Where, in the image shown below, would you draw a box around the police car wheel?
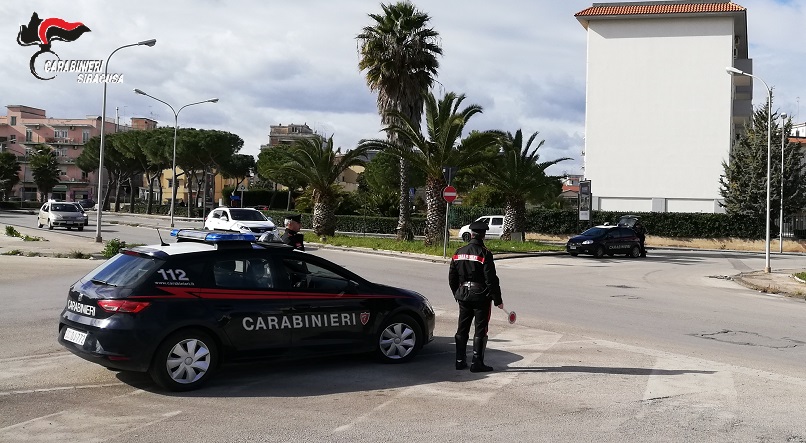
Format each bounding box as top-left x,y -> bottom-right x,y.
78,225 -> 83,231
149,329 -> 218,391
593,246 -> 604,258
375,315 -> 422,363
461,232 -> 471,242
628,245 -> 641,258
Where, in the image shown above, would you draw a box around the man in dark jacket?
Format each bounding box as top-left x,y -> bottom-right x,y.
632,219 -> 647,257
280,214 -> 305,251
449,221 -> 504,372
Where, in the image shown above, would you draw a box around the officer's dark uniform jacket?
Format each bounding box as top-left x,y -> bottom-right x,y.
281,229 -> 305,251
449,238 -> 502,305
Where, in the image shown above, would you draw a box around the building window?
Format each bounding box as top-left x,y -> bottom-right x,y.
55,129 -> 68,139
81,171 -> 88,180
10,116 -> 16,125
82,130 -> 90,143
25,129 -> 32,142
9,135 -> 15,144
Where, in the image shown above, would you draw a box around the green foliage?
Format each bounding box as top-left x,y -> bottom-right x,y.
29,145 -> 61,201
103,238 -> 127,258
68,250 -> 90,259
318,234 -> 562,256
0,152 -> 21,198
5,226 -> 20,237
720,97 -> 806,219
256,144 -> 308,192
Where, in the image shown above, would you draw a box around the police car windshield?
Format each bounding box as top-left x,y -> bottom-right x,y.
83,254 -> 163,288
229,209 -> 267,221
51,204 -> 79,212
581,227 -> 610,237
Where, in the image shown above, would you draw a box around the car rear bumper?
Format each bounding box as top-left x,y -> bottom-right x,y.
58,317 -> 157,372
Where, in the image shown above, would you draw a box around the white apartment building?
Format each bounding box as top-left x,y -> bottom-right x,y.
575,1 -> 751,213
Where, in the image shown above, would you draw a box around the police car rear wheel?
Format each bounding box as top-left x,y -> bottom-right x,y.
149,329 -> 218,391
628,245 -> 641,258
375,315 -> 422,363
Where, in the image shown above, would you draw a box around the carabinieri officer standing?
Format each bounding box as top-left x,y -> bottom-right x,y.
448,221 -> 503,372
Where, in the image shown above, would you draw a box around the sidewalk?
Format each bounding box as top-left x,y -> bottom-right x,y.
1,210 -> 805,298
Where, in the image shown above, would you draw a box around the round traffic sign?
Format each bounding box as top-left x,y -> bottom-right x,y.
442,185 -> 457,203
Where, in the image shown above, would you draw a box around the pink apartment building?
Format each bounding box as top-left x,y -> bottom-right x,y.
0,105 -> 154,202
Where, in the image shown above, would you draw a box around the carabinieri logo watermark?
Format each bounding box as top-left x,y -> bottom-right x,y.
17,12 -> 124,83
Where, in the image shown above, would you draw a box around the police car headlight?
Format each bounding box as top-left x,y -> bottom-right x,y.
582,240 -> 593,244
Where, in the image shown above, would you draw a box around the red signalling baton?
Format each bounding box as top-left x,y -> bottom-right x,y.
501,305 -> 516,324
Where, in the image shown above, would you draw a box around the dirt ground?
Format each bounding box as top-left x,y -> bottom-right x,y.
525,233 -> 806,253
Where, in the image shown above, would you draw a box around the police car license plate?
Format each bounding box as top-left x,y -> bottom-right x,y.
64,328 -> 87,346
569,245 -> 577,250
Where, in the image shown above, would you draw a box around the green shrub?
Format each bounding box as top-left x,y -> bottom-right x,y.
5,226 -> 20,237
103,238 -> 127,258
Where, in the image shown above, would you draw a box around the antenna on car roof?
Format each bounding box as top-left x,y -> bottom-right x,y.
156,228 -> 168,246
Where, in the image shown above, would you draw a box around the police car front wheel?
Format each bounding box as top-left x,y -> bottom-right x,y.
149,328 -> 218,391
375,315 -> 422,363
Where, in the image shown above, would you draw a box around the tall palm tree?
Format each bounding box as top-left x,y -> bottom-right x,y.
268,136 -> 369,237
484,130 -> 571,240
357,1 -> 442,241
361,91 -> 498,246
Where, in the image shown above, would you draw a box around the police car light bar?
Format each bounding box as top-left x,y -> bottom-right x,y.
170,229 -> 256,243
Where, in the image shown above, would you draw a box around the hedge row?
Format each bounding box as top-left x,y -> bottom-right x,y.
262,208 -> 767,240
262,211 -> 428,235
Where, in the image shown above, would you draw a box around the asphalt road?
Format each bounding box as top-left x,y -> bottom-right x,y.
1,213 -> 806,441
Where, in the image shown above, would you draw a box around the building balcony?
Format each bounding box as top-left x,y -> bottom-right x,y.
45,137 -> 83,145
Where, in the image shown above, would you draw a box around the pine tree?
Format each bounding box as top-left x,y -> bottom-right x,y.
719,97 -> 806,224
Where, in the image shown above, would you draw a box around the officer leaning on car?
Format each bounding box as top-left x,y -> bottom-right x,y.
281,214 -> 305,251
448,221 -> 504,372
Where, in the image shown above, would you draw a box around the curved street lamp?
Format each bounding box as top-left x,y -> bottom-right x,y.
725,66 -> 772,273
95,39 -> 156,243
133,89 -> 219,227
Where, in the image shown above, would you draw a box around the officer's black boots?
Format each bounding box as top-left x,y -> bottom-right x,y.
455,334 -> 468,370
470,337 -> 493,372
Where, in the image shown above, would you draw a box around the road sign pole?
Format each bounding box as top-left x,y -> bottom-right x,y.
443,201 -> 450,259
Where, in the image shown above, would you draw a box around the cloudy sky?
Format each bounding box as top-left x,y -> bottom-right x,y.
1,1 -> 804,176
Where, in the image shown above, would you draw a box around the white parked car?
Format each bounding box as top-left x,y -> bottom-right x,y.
458,215 -> 505,241
38,201 -> 86,231
204,207 -> 277,239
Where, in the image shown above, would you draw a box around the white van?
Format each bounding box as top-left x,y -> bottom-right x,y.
458,215 -> 504,241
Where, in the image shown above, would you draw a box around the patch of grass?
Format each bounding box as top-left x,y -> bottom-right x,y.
25,251 -> 41,257
2,249 -> 23,256
315,234 -> 563,256
795,272 -> 806,282
22,235 -> 44,241
53,253 -> 65,258
5,226 -> 21,237
68,250 -> 91,259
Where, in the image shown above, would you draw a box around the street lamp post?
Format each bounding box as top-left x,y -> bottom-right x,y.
133,89 -> 218,227
779,112 -> 787,253
725,66 -> 773,273
95,39 -> 156,243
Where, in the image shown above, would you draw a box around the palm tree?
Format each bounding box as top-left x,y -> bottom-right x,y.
483,130 -> 571,240
357,1 -> 442,241
268,136 -> 369,237
361,91 -> 498,246
29,145 -> 61,202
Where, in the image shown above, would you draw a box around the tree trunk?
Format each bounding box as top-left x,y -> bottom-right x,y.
424,176 -> 446,246
396,157 -> 412,241
312,192 -> 336,237
128,177 -> 135,213
113,173 -> 122,212
502,198 -> 526,242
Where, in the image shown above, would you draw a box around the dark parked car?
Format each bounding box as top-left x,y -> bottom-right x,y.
58,229 -> 435,391
566,225 -> 642,258
78,198 -> 96,210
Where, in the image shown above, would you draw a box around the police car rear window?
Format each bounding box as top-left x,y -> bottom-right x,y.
83,254 -> 164,288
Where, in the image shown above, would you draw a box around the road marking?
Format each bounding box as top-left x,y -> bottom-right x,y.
333,326 -> 562,434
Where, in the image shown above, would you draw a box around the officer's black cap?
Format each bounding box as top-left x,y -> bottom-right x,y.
286,214 -> 302,223
469,221 -> 489,233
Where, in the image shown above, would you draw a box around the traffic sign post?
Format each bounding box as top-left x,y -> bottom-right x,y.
442,185 -> 458,258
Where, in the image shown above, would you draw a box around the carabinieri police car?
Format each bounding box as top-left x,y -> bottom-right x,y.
58,229 -> 435,391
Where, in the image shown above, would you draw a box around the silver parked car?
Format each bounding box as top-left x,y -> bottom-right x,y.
38,201 -> 86,231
